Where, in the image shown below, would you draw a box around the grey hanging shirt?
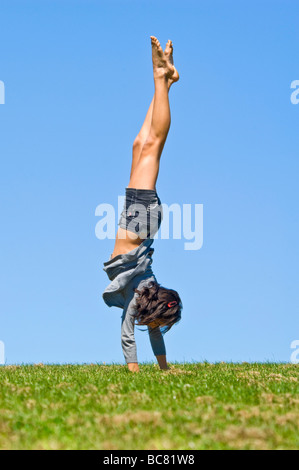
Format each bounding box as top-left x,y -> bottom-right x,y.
102,239 -> 166,363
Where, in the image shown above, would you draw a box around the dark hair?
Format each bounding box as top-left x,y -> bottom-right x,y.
133,282 -> 182,333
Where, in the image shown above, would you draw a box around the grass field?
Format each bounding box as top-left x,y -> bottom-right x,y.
0,363 -> 298,450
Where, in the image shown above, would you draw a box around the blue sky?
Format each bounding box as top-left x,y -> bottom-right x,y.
0,0 -> 298,365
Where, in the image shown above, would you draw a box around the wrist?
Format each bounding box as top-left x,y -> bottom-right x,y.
156,354 -> 168,370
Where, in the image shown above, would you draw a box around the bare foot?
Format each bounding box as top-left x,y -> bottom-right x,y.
164,39 -> 179,87
150,36 -> 174,80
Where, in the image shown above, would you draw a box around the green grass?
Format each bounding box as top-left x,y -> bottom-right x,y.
0,363 -> 298,450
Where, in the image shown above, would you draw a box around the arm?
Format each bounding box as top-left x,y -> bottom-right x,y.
148,326 -> 169,370
156,355 -> 169,370
121,304 -> 139,372
121,298 -> 168,372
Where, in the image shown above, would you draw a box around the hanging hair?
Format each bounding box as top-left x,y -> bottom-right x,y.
133,281 -> 182,333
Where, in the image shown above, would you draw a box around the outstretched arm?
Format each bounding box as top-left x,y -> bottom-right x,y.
121,307 -> 169,371
148,325 -> 169,370
121,305 -> 139,372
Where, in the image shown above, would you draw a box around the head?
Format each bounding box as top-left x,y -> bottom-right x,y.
133,281 -> 182,333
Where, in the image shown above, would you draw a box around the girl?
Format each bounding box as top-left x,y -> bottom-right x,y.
103,36 -> 182,372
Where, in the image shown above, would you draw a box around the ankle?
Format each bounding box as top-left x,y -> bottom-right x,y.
154,72 -> 168,83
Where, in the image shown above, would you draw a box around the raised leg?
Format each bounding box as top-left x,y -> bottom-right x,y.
130,44 -> 179,178
111,38 -> 179,257
130,97 -> 154,180
129,38 -> 179,189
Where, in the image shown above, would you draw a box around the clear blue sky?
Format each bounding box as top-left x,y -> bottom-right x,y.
1,0 -> 298,365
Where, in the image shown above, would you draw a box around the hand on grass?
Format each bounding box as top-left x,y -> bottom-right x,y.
156,355 -> 169,370
127,363 -> 140,373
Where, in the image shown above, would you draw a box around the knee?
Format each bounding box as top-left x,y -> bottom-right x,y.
145,131 -> 165,149
132,136 -> 143,154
